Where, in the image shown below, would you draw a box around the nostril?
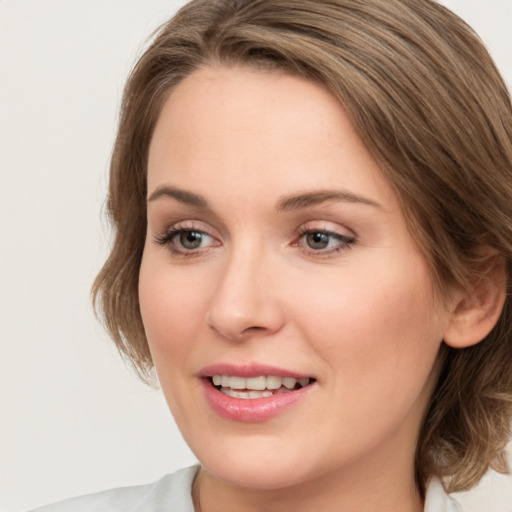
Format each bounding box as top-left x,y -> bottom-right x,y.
241,326 -> 265,334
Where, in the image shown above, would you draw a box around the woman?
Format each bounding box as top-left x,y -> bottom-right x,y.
32,0 -> 512,510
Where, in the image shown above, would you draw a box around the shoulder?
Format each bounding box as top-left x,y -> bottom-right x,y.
424,478 -> 465,512
27,465 -> 199,512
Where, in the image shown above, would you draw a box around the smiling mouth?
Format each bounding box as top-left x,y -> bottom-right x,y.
209,375 -> 315,399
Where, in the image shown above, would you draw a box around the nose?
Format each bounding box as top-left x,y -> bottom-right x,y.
206,247 -> 285,342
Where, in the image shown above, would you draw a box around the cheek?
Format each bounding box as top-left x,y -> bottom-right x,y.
138,252 -> 216,430
138,252 -> 209,363
289,254 -> 446,405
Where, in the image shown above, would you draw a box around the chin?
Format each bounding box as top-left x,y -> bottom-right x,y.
187,430 -> 334,491
202,455 -> 318,490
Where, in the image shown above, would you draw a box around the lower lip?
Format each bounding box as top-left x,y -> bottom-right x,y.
201,379 -> 313,422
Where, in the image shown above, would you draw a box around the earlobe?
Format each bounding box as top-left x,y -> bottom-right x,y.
444,255 -> 507,349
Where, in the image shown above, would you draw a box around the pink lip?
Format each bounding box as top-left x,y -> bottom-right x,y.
199,363 -> 315,423
199,363 -> 311,379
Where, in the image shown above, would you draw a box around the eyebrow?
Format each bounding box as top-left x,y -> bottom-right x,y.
147,185 -> 381,211
148,185 -> 209,208
276,190 -> 381,211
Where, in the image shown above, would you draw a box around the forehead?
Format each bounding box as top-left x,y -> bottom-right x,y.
147,65 -> 396,209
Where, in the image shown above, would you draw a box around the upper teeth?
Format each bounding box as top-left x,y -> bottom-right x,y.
212,375 -> 310,390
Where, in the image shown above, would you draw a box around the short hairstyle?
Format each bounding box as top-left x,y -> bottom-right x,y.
93,0 -> 512,494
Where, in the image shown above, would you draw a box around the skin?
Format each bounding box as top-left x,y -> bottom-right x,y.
139,65 -> 458,512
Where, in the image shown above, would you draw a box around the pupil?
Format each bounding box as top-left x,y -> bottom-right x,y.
307,232 -> 329,249
180,231 -> 202,249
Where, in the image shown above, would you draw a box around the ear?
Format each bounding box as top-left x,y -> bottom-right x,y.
444,252 -> 507,349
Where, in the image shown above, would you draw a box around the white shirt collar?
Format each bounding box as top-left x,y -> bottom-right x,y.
424,478 -> 465,512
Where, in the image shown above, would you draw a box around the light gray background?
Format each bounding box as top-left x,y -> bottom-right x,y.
1,1 -> 511,511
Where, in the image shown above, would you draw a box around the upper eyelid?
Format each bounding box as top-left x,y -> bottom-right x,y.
154,219 -> 356,243
146,201 -> 225,234
299,228 -> 354,239
296,219 -> 356,237
158,220 -> 219,236
165,225 -> 218,242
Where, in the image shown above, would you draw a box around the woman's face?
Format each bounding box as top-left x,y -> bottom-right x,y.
140,66 -> 454,490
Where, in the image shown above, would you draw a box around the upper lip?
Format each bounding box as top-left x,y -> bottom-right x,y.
199,363 -> 313,379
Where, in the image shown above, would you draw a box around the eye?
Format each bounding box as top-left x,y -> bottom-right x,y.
153,225 -> 219,256
178,230 -> 207,249
305,231 -> 333,250
296,227 -> 355,256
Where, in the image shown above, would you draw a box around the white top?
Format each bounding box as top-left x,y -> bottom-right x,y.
29,465 -> 464,512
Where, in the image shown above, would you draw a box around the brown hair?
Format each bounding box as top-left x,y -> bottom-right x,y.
93,0 -> 512,493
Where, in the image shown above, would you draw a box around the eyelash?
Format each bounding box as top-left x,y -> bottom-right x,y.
153,225 -> 356,258
295,227 -> 355,257
153,225 -> 216,258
